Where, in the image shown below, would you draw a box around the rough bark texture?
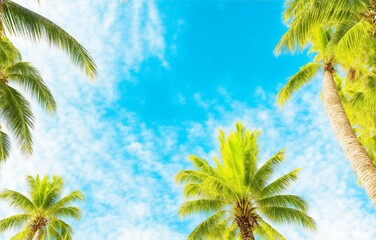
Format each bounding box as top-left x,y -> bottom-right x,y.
31,229 -> 40,240
322,68 -> 376,207
28,228 -> 38,240
235,216 -> 255,240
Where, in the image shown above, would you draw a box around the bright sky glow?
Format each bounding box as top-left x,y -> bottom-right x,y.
0,1 -> 375,239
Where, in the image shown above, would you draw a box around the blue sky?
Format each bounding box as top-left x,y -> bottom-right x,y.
1,0 -> 376,239
118,0 -> 309,125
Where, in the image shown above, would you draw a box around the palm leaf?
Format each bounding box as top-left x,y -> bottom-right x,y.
256,195 -> 308,211
0,84 -> 34,154
277,63 -> 320,107
2,1 -> 97,79
179,199 -> 226,217
261,169 -> 300,197
49,207 -> 82,220
0,129 -> 11,162
252,150 -> 285,189
187,210 -> 227,240
6,61 -> 56,112
260,206 -> 316,230
253,218 -> 286,240
0,189 -> 34,212
9,227 -> 32,240
0,214 -> 30,232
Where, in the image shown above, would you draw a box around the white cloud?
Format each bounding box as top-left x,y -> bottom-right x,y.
0,1 -> 375,240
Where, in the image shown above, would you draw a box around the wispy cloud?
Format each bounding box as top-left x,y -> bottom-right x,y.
0,1 -> 375,240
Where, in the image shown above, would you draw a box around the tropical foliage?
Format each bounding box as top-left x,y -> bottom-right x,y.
276,0 -> 376,207
276,27 -> 333,107
338,76 -> 376,164
176,123 -> 315,240
0,175 -> 84,240
0,36 -> 55,161
0,0 -> 97,79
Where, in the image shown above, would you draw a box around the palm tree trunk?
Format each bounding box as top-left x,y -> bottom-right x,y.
322,66 -> 376,206
235,217 -> 255,240
27,228 -> 38,240
31,229 -> 40,240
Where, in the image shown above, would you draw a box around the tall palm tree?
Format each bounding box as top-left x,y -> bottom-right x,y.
0,35 -> 55,161
276,0 -> 376,207
0,0 -> 97,79
176,123 -> 315,240
0,175 -> 84,240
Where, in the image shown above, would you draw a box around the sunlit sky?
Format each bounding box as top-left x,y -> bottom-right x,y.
0,1 -> 375,239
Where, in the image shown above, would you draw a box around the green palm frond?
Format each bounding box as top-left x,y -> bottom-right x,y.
0,189 -> 34,212
0,129 -> 11,162
259,206 -> 316,230
252,150 -> 285,189
223,222 -> 240,240
46,224 -> 64,240
261,169 -> 300,197
6,61 -> 56,112
9,227 -> 31,240
275,15 -> 314,54
40,179 -> 63,210
175,170 -> 207,184
1,1 -> 97,79
283,0 -> 312,23
0,214 -> 30,232
49,207 -> 82,220
254,218 -> 286,240
48,218 -> 73,235
179,199 -> 226,217
199,174 -> 237,198
182,183 -> 207,199
27,175 -> 44,207
0,84 -> 34,154
0,36 -> 21,64
309,27 -> 332,59
243,129 -> 260,186
187,210 -> 227,240
278,0 -> 365,54
176,170 -> 236,198
277,63 -> 320,107
188,155 -> 218,177
47,190 -> 84,212
332,21 -> 373,67
256,195 -> 308,211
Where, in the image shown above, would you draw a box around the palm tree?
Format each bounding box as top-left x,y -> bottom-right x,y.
0,35 -> 55,161
0,0 -> 97,79
276,0 -> 376,207
0,175 -> 84,240
176,123 -> 315,240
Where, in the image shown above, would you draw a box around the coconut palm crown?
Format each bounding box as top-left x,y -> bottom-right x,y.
0,175 -> 84,240
176,123 -> 315,240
